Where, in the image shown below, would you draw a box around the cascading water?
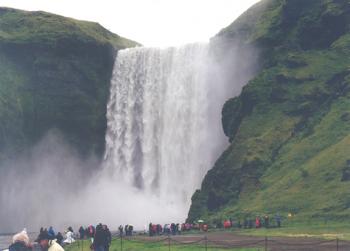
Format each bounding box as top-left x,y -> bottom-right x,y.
103,42 -> 251,223
0,41 -> 257,232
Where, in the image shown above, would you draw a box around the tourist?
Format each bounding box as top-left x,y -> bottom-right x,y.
264,215 -> 269,228
176,223 -> 181,235
79,226 -> 85,239
223,220 -> 231,229
48,227 -> 55,240
93,224 -> 106,251
128,225 -> 133,236
156,224 -> 161,236
124,225 -> 128,236
152,224 -> 156,236
55,233 -> 63,246
9,229 -> 32,251
37,231 -> 64,251
171,223 -> 176,235
87,225 -> 95,243
163,224 -> 170,235
63,227 -> 75,245
102,225 -> 111,251
275,214 -> 282,227
118,225 -> 123,236
148,223 -> 153,236
255,217 -> 261,228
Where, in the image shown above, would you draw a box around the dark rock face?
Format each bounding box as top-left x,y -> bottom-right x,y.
188,0 -> 350,223
0,8 -> 138,163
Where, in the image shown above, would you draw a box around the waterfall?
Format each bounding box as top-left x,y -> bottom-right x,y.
103,43 -> 240,222
0,42 -> 257,232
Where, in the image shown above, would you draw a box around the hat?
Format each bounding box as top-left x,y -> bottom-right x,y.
36,232 -> 51,242
12,230 -> 30,245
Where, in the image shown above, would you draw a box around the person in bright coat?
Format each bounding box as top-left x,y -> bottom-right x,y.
63,227 -> 75,244
37,231 -> 64,251
255,217 -> 261,228
48,227 -> 56,240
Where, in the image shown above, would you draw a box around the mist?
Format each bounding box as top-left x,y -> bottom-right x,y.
0,131 -> 184,233
0,39 -> 259,234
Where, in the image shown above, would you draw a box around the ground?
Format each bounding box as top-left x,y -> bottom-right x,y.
65,226 -> 350,251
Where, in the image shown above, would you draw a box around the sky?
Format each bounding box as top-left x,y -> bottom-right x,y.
0,0 -> 260,47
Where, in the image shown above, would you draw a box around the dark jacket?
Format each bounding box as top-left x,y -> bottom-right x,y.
9,242 -> 31,251
93,225 -> 107,247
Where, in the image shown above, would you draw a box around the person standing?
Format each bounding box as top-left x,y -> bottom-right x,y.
148,223 -> 153,236
88,225 -> 95,243
9,230 -> 32,251
255,217 -> 260,228
48,227 -> 55,240
79,226 -> 85,239
102,225 -> 111,251
171,223 -> 176,235
264,215 -> 269,228
55,232 -> 64,246
93,224 -> 105,251
63,227 -> 75,245
176,224 -> 181,235
275,214 -> 282,227
37,232 -> 64,251
118,225 -> 124,236
128,225 -> 133,236
124,225 -> 128,236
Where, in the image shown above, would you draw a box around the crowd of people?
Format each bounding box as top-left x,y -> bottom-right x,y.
146,215 -> 283,236
38,226 -> 75,246
6,223 -> 112,251
216,214 -> 283,230
117,225 -> 133,237
5,215 -> 282,251
7,228 -> 67,251
148,223 -> 198,236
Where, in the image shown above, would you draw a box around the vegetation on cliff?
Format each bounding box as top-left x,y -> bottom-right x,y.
0,7 -> 138,162
188,0 -> 350,224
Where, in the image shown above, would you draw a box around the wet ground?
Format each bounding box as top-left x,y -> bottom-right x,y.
135,231 -> 350,251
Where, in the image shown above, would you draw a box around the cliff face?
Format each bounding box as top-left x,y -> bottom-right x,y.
0,8 -> 138,161
188,0 -> 350,223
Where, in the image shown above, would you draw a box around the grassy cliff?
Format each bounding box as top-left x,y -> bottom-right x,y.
188,0 -> 350,224
0,8 -> 138,161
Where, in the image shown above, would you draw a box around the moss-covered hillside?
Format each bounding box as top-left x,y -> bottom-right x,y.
188,0 -> 350,223
0,8 -> 138,162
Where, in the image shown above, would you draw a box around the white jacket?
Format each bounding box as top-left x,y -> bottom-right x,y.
63,231 -> 75,244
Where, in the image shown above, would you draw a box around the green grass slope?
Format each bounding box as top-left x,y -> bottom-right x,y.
0,7 -> 138,161
188,0 -> 350,224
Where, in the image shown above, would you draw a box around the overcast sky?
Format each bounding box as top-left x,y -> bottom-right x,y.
1,0 -> 260,47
